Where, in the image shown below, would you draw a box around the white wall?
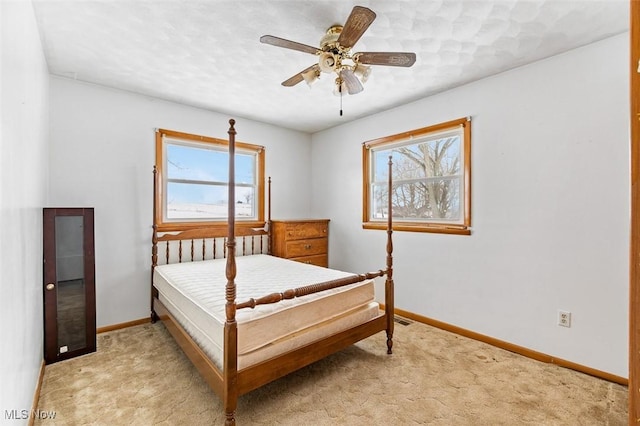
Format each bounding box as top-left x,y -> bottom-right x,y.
311,34 -> 630,378
0,0 -> 50,420
48,77 -> 312,327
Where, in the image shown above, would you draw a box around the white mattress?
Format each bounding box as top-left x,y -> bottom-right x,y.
153,254 -> 381,370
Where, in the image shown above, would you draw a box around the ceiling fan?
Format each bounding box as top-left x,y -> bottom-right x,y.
260,5 -> 416,103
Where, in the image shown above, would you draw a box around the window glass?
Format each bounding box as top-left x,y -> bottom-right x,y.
155,129 -> 265,231
363,118 -> 470,235
165,141 -> 256,220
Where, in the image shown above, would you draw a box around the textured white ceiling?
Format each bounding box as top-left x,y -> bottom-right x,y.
32,0 -> 629,133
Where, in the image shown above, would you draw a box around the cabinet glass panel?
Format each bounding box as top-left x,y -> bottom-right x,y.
55,215 -> 87,353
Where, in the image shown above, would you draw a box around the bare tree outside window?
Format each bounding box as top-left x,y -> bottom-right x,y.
395,134 -> 460,219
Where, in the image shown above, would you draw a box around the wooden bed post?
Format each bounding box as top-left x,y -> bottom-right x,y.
151,166 -> 159,323
223,119 -> 238,426
385,155 -> 394,354
267,176 -> 272,254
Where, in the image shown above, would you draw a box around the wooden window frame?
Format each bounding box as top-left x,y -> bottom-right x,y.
362,117 -> 471,235
154,128 -> 265,233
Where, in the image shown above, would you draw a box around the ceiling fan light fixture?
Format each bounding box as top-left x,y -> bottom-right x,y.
301,68 -> 319,87
319,52 -> 337,73
354,64 -> 372,83
333,78 -> 347,97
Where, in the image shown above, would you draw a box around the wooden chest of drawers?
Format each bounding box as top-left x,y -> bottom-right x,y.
270,219 -> 329,267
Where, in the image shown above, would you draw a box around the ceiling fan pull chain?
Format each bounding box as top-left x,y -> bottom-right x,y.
340,84 -> 343,116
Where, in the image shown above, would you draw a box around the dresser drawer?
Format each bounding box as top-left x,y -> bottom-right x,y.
289,254 -> 328,267
284,221 -> 328,240
285,238 -> 327,258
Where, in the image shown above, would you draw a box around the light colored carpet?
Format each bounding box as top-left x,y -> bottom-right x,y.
36,320 -> 627,425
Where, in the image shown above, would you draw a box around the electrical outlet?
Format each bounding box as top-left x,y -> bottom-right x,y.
558,310 -> 571,328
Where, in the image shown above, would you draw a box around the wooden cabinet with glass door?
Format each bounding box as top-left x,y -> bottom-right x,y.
43,208 -> 96,364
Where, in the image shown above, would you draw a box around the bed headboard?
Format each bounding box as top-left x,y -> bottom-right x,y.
152,226 -> 269,266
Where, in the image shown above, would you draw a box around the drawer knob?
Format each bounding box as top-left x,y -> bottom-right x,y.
304,244 -> 311,249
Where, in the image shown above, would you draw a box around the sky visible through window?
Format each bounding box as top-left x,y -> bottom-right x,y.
166,142 -> 256,219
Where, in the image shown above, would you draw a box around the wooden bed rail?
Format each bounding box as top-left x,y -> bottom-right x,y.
236,270 -> 387,310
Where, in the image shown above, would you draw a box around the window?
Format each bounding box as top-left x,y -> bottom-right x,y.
362,117 -> 471,235
155,129 -> 265,232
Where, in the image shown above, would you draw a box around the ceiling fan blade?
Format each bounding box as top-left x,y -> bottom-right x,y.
337,6 -> 376,49
357,52 -> 416,67
340,68 -> 363,95
282,74 -> 303,87
260,35 -> 319,55
282,64 -> 319,87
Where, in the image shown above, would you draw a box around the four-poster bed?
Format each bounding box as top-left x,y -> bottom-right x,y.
150,119 -> 395,425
